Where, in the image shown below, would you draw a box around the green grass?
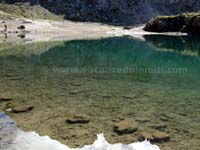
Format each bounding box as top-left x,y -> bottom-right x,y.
156,12 -> 200,20
0,3 -> 64,20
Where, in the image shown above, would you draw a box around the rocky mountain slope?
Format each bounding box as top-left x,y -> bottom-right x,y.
0,2 -> 62,20
0,0 -> 200,25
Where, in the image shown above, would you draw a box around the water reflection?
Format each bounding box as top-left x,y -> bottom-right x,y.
39,37 -> 200,71
144,35 -> 200,56
0,37 -> 200,78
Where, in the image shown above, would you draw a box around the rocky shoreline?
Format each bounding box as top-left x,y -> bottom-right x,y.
0,17 -> 189,45
144,12 -> 200,34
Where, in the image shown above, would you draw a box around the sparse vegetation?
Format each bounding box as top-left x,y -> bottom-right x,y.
144,12 -> 200,34
0,3 -> 64,20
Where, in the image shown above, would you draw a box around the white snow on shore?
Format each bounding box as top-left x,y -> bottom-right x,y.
0,113 -> 160,150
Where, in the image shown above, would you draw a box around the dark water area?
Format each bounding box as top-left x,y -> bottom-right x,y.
0,36 -> 199,150
144,35 -> 200,56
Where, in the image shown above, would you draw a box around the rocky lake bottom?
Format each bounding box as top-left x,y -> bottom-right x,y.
0,36 -> 200,150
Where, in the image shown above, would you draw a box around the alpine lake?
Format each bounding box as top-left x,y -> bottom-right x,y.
0,35 -> 200,150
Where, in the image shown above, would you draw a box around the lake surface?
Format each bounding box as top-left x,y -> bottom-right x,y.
0,36 -> 200,150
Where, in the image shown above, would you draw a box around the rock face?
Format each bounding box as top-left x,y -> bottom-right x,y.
1,0 -> 200,25
144,12 -> 200,34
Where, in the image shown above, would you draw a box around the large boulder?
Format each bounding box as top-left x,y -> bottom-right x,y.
144,12 -> 200,34
144,18 -> 169,32
192,15 -> 200,33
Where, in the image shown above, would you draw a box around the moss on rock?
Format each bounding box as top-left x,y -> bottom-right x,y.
144,12 -> 200,34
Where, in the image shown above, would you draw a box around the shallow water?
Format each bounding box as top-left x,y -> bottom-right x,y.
0,113 -> 159,150
0,36 -> 200,150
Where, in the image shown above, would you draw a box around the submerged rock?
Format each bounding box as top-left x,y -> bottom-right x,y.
122,94 -> 136,99
149,124 -> 167,130
9,77 -> 24,80
5,103 -> 34,113
11,106 -> 34,113
0,98 -> 12,102
5,74 -> 15,77
151,131 -> 170,143
135,117 -> 150,123
138,132 -> 154,141
144,12 -> 200,34
66,115 -> 90,124
114,119 -> 138,135
158,113 -> 174,122
69,90 -> 82,95
70,83 -> 81,87
138,131 -> 170,143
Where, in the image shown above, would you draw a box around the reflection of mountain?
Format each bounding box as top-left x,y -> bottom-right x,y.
0,41 -> 65,57
0,37 -> 200,74
36,37 -> 200,77
144,35 -> 200,57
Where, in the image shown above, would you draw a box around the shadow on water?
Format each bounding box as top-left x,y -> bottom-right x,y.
144,35 -> 200,56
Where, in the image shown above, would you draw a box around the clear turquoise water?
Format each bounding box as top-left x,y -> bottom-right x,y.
0,36 -> 199,149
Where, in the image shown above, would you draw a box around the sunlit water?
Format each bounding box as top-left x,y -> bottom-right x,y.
0,36 -> 200,150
